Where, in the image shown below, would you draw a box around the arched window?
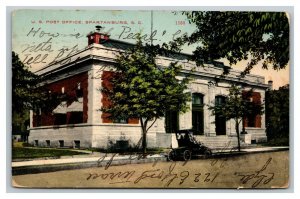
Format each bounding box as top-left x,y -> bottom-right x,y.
192,93 -> 204,105
215,95 -> 226,135
165,111 -> 179,133
192,93 -> 204,135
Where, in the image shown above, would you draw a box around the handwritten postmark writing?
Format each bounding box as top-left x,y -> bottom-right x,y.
12,151 -> 288,188
234,158 -> 275,188
87,161 -> 221,187
19,26 -> 188,67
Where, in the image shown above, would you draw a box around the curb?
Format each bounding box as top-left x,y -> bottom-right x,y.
12,147 -> 289,176
211,147 -> 289,159
12,156 -> 167,176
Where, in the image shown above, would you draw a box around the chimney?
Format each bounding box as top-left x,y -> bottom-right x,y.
268,80 -> 273,90
87,26 -> 110,45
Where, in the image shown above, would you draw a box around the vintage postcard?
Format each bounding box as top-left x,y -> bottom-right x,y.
11,9 -> 290,189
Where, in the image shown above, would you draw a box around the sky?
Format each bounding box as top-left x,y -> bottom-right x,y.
12,10 -> 289,89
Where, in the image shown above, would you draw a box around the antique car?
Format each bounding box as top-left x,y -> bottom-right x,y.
168,129 -> 212,161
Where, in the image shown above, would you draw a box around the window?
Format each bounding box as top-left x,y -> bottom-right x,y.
115,119 -> 128,124
116,140 -> 129,150
69,112 -> 83,124
244,111 -> 261,128
192,93 -> 204,105
192,93 -> 204,135
53,101 -> 67,125
247,115 -> 256,127
215,96 -> 226,106
46,140 -> 50,147
34,140 -> 39,146
59,140 -> 64,148
74,140 -> 80,149
215,96 -> 226,135
165,111 -> 179,133
113,118 -> 128,124
67,97 -> 83,124
54,114 -> 67,125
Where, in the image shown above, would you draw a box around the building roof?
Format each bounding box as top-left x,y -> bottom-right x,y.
101,39 -> 191,61
35,36 -> 269,89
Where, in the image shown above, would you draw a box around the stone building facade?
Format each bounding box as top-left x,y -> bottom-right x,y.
28,30 -> 269,149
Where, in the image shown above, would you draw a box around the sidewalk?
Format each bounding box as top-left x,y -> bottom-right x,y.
213,146 -> 289,153
12,146 -> 289,175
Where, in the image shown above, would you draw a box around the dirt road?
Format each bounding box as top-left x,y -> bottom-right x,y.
12,151 -> 289,189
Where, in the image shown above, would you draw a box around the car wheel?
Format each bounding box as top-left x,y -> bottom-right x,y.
204,149 -> 212,158
168,149 -> 176,161
183,150 -> 192,161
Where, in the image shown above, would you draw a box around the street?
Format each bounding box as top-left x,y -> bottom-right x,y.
12,150 -> 289,189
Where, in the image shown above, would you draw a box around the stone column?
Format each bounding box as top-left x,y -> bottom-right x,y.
179,100 -> 192,130
29,110 -> 33,128
260,91 -> 266,129
87,64 -> 103,124
207,84 -> 216,136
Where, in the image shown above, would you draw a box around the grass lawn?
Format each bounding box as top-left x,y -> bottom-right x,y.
262,137 -> 289,147
88,147 -> 165,154
12,147 -> 87,159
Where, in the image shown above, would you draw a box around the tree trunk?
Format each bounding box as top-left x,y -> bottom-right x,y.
140,118 -> 147,157
242,118 -> 246,134
142,128 -> 147,156
235,119 -> 241,152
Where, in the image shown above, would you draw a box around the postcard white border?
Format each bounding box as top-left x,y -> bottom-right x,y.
1,0 -> 299,198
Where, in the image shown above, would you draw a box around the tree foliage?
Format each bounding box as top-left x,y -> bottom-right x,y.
12,52 -> 48,136
13,52 -> 42,111
179,11 -> 289,76
208,85 -> 263,151
265,84 -> 289,145
101,38 -> 190,154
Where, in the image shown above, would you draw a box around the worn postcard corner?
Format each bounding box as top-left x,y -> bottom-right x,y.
12,179 -> 28,188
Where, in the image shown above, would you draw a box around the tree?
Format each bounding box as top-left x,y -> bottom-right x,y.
12,52 -> 48,140
177,11 -> 289,76
208,85 -> 263,151
265,84 -> 289,146
101,38 -> 190,154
